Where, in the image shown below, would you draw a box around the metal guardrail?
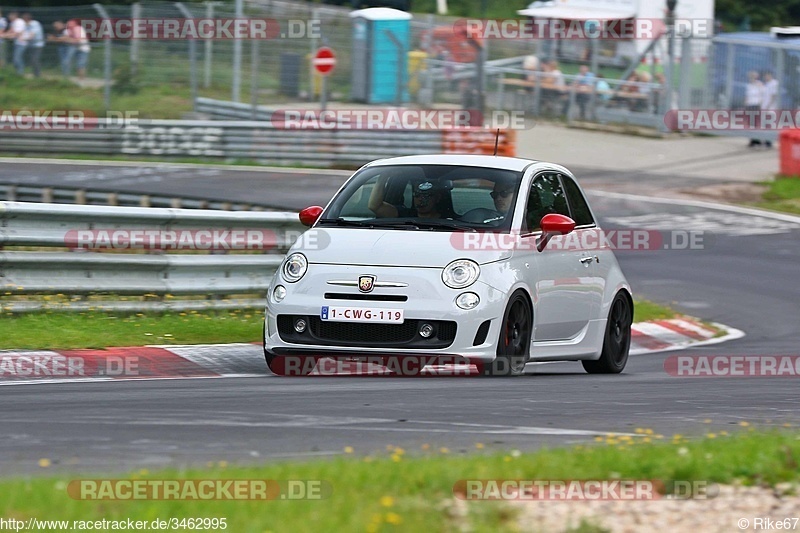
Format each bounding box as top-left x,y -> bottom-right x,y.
0,117 -> 513,167
0,202 -> 305,301
0,183 -> 271,211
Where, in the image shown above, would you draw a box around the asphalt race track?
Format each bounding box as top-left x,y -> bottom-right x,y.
1,161 -> 799,475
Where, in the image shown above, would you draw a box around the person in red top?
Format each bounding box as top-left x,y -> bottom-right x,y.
66,19 -> 90,79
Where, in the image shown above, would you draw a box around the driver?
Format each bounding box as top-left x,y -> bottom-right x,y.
490,180 -> 515,216
369,177 -> 447,219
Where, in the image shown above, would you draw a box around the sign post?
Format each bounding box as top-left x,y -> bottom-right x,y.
312,47 -> 337,111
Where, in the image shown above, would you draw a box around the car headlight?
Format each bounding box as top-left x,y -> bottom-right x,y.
282,253 -> 308,283
442,259 -> 480,289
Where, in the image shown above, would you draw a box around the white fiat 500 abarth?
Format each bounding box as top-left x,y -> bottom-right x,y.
264,154 -> 632,376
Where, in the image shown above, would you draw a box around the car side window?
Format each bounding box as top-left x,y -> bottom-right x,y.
523,173 -> 570,232
561,175 -> 595,227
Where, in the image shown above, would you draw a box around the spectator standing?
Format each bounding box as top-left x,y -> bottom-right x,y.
23,13 -> 44,78
6,12 -> 28,75
571,64 -> 595,120
48,21 -> 73,76
745,70 -> 764,148
522,54 -> 539,82
67,19 -> 90,80
541,60 -> 565,116
761,70 -> 779,149
595,74 -> 611,103
635,71 -> 652,112
0,10 -> 8,68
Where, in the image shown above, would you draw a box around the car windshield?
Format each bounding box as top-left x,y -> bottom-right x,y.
319,164 -> 523,232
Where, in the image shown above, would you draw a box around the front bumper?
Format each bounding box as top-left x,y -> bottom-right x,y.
265,263 -> 508,362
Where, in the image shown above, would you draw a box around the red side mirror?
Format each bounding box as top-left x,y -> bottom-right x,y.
299,206 -> 323,227
537,213 -> 576,252
540,213 -> 576,235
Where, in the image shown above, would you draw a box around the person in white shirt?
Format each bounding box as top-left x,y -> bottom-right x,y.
5,12 -> 28,75
745,70 -> 764,148
761,71 -> 779,148
22,13 -> 44,78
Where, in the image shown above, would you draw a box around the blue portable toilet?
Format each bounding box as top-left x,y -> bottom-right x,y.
350,7 -> 412,104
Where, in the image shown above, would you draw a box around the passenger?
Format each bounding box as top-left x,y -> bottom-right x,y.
369,177 -> 448,219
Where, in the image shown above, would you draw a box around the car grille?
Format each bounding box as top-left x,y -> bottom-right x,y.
324,293 -> 408,302
277,315 -> 457,349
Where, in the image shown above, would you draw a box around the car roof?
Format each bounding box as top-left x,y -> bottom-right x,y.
365,154 -> 540,172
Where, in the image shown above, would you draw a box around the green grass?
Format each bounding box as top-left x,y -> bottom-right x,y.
633,299 -> 678,322
0,72 -> 229,120
0,298 -> 680,351
0,309 -> 263,350
0,298 -> 677,351
1,430 -> 798,532
753,176 -> 800,215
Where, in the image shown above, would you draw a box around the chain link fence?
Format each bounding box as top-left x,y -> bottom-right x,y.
3,0 -> 793,137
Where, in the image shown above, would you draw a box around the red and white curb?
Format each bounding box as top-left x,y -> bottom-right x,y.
629,317 -> 743,355
0,319 -> 743,385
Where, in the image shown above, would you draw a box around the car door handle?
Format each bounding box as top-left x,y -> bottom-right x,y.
579,256 -> 594,264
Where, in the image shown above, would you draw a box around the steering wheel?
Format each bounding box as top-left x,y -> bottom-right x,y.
460,207 -> 505,225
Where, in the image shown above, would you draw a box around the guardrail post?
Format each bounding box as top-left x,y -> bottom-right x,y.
250,39 -> 259,113
176,3 -> 198,111
75,189 -> 87,205
171,198 -> 182,208
93,4 -> 113,112
130,3 -> 141,76
566,85 -> 577,125
107,193 -> 118,206
204,2 -> 215,89
232,0 -> 243,102
7,185 -> 16,201
41,188 -> 54,203
140,195 -> 151,208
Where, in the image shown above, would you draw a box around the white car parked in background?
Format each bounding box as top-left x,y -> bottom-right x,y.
264,154 -> 633,376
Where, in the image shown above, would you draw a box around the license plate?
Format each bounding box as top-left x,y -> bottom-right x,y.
320,306 -> 404,324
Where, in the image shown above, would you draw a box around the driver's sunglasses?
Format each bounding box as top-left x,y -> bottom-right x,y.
490,189 -> 514,199
413,192 -> 435,199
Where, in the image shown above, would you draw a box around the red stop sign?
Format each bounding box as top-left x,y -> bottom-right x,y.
313,47 -> 337,76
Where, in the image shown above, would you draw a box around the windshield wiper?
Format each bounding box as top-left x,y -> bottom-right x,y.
389,220 -> 477,232
317,218 -> 375,227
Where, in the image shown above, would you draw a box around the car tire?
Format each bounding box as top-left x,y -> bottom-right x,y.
582,293 -> 632,374
481,291 -> 531,377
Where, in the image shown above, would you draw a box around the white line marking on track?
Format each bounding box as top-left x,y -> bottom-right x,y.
0,157 -> 351,176
589,190 -> 800,224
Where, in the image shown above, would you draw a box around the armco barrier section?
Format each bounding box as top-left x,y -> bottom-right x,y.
0,183 -> 270,211
0,120 -> 516,167
0,201 -> 304,297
